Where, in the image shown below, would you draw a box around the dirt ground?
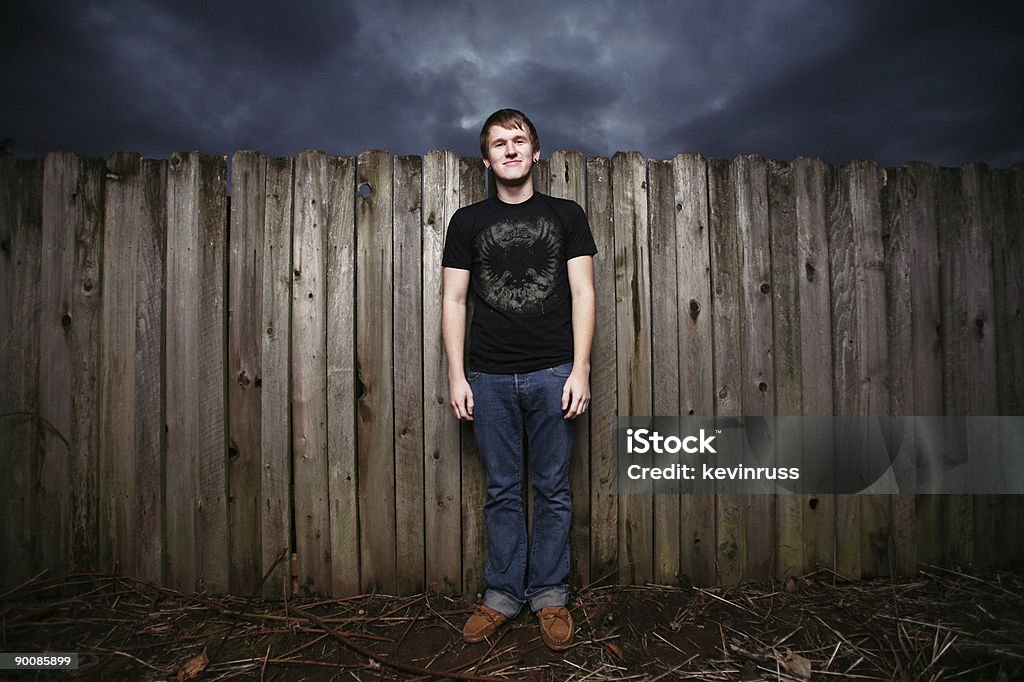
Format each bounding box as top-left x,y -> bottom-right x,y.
2,565 -> 1023,681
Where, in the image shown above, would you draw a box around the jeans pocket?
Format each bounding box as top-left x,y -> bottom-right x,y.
467,370 -> 481,383
547,362 -> 573,379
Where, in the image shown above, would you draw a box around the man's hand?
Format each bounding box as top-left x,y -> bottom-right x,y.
449,376 -> 474,421
561,368 -> 591,420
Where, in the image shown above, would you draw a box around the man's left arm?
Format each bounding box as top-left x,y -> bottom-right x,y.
563,255 -> 595,419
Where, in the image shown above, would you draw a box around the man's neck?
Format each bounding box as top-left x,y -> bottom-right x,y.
495,180 -> 534,204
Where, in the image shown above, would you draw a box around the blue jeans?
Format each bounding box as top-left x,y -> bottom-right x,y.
468,361 -> 575,618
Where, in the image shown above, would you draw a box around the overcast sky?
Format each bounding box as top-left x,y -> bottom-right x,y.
3,0 -> 1022,168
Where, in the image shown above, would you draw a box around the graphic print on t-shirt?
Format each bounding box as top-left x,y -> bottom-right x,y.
473,217 -> 563,314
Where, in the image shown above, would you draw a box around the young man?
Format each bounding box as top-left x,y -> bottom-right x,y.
441,109 -> 597,651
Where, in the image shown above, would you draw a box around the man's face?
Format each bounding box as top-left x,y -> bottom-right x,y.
483,124 -> 538,185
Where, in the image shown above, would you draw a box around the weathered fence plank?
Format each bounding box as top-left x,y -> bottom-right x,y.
934,167 -> 969,566
164,152 -> 198,591
39,153 -> 104,577
228,151 -> 266,594
292,151 -> 333,594
98,153 -> 166,584
262,155 -> 296,598
423,150 -> 461,593
323,155 -> 358,596
0,158 -> 43,587
735,155 -> 776,581
356,149 -> 397,593
673,153 -> 716,587
165,152 -> 228,593
791,157 -> 835,574
709,157 -> 744,585
847,161 -> 891,578
550,149 -> 592,589
586,155 -> 618,584
66,157 -> 104,574
648,159 -> 682,584
394,155 -> 425,593
613,152 -> 653,585
827,162 -> 862,580
768,158 -> 803,578
38,153 -> 76,578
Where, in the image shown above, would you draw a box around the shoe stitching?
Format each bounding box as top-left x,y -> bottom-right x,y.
465,605 -> 505,638
538,608 -> 573,644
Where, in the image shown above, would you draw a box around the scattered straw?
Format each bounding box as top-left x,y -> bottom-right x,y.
1,567 -> 1022,680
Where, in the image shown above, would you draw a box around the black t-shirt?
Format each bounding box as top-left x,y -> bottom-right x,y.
441,192 -> 598,373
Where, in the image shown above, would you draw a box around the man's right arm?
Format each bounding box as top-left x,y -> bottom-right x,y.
442,267 -> 474,421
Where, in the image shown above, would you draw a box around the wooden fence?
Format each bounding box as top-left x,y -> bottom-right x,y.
1,150 -> 1021,598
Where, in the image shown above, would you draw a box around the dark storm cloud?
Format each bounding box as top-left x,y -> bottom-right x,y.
1,0 -> 362,157
158,0 -> 354,67
656,1 -> 1024,166
2,0 -> 1021,166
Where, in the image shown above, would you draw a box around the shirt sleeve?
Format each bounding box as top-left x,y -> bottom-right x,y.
564,201 -> 598,259
441,208 -> 472,270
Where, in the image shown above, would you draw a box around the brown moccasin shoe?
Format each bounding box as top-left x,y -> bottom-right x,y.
537,605 -> 574,650
462,604 -> 508,643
